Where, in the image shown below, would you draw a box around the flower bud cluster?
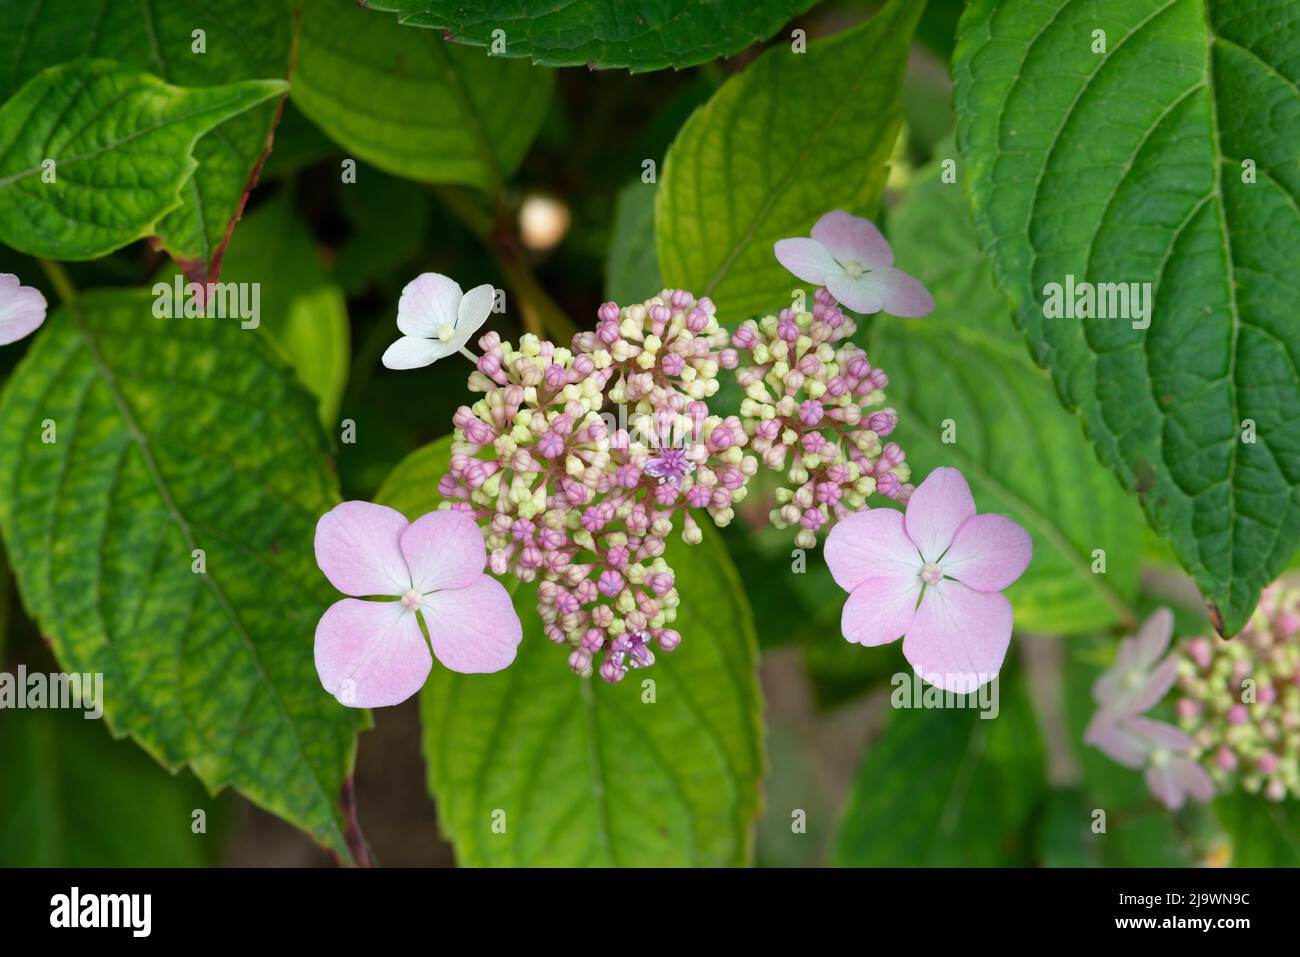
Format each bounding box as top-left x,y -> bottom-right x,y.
730,287 -> 911,548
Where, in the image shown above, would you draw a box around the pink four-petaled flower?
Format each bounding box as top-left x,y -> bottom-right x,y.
314,502 -> 522,708
825,467 -> 1031,692
774,211 -> 935,317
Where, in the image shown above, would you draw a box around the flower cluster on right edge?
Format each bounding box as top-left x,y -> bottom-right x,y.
1086,582 -> 1300,809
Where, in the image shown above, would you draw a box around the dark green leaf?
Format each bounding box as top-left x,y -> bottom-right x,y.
953,0 -> 1300,635
366,0 -> 818,72
0,290 -> 366,859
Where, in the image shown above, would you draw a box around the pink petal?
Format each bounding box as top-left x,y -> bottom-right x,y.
1130,608 -> 1174,671
941,513 -> 1032,592
420,577 -> 522,673
400,509 -> 486,592
841,577 -> 920,647
901,580 -> 1011,693
454,283 -> 496,349
382,334 -> 454,370
904,467 -> 975,563
875,266 -> 935,317
1084,712 -> 1149,768
314,598 -> 431,708
0,274 -> 47,346
773,237 -> 840,286
315,501 -> 411,597
825,272 -> 886,314
1145,764 -> 1185,810
1123,715 -> 1196,753
1171,758 -> 1215,803
811,210 -> 893,268
397,272 -> 462,338
1127,655 -> 1179,713
824,507 -> 920,592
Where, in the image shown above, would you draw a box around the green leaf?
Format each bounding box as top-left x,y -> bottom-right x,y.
1214,794 -> 1300,865
0,709 -> 224,867
604,180 -> 661,304
0,0 -> 295,279
656,0 -> 921,319
365,0 -> 818,72
0,290 -> 366,859
376,438 -> 765,866
0,59 -> 286,261
875,161 -> 1142,634
292,0 -> 554,191
832,668 -> 1045,866
194,191 -> 350,427
953,0 -> 1300,635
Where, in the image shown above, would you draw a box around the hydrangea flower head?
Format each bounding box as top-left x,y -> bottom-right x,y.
1174,582 -> 1300,801
731,286 -> 910,547
824,467 -> 1031,692
438,288 -> 749,682
382,272 -> 496,370
313,502 -> 521,707
774,211 -> 934,317
0,273 -> 47,346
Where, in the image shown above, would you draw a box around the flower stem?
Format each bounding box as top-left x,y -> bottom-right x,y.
432,185 -> 578,342
38,258 -> 79,305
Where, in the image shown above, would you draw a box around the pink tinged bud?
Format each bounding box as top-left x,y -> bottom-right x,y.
544,363 -> 569,390
867,410 -> 896,435
599,659 -> 626,683
800,508 -> 825,530
686,308 -> 708,333
568,649 -> 592,675
660,352 -> 686,377
437,474 -> 460,498
598,301 -> 621,323
581,628 -> 606,653
544,623 -> 566,644
731,325 -> 758,350
880,442 -> 905,468
1187,637 -> 1213,670
1258,752 -> 1280,774
798,399 -> 824,426
597,321 -> 621,344
519,546 -> 542,569
1227,704 -> 1249,725
846,355 -> 871,379
869,368 -> 889,390
877,472 -> 901,498
538,431 -> 565,458
1258,683 -> 1278,705
656,629 -> 682,652
686,484 -> 711,508
825,376 -> 848,398
556,592 -> 580,615
597,569 -> 624,597
649,572 -> 674,597
814,286 -> 836,306
1176,698 -> 1201,721
1278,613 -> 1299,637
649,303 -> 671,327
606,544 -> 629,570
654,483 -> 679,506
719,348 -> 739,370
489,550 -> 510,575
1213,747 -> 1237,771
709,425 -> 735,451
777,318 -> 799,342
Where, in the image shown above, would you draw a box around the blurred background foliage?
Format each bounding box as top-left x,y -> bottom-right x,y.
0,0 -> 1296,867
